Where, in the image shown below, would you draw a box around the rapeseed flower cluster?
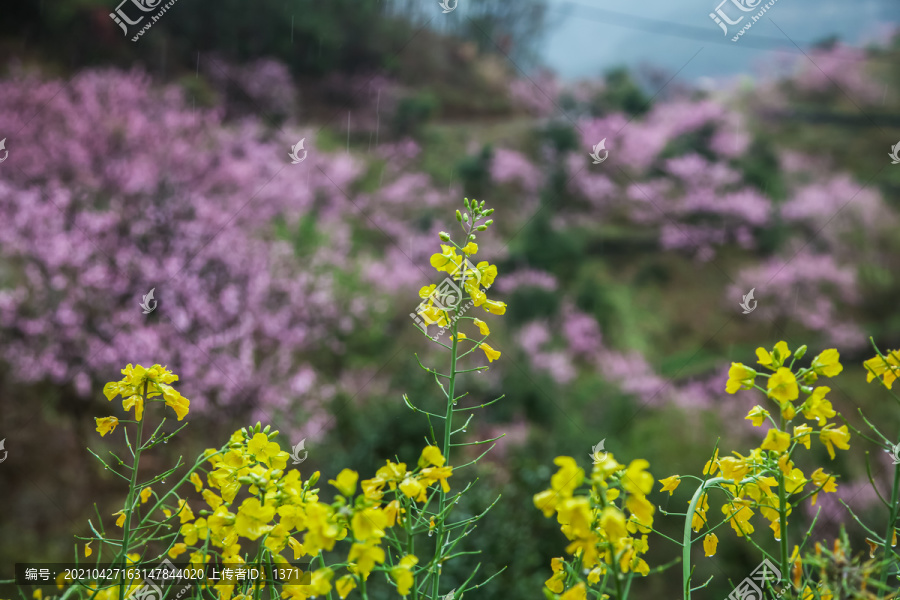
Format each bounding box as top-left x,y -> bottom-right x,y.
98,363 -> 191,426
534,453 -> 655,598
677,342 -> 846,554
416,199 -> 506,330
165,425 -> 452,600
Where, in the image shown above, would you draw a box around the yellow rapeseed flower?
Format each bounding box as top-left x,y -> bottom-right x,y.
745,405 -> 769,426
95,416 -> 119,437
480,342 -> 501,362
329,469 -> 359,498
659,475 -> 681,495
482,299 -> 507,315
760,429 -> 791,453
793,424 -> 812,449
810,349 -> 842,378
473,318 -> 490,336
389,554 -> 418,596
864,350 -> 900,389
351,507 -> 387,543
801,387 -> 835,424
819,424 -> 851,459
767,367 -> 798,404
810,468 -> 837,506
756,341 -> 791,369
560,583 -> 587,600
430,245 -> 463,274
139,487 -> 153,504
168,543 -> 188,559
335,575 -> 357,599
419,445 -> 446,468
726,363 -> 756,393
622,459 -> 654,496
703,533 -> 718,557
347,541 -> 385,579
234,497 -> 274,540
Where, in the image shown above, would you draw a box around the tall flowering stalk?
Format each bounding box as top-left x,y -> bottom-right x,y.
671,342 -> 847,599
409,197 -> 508,598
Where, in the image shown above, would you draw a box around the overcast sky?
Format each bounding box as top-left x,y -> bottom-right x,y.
536,0 -> 899,83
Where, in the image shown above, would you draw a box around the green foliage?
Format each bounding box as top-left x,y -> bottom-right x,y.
593,68 -> 652,116
392,91 -> 441,139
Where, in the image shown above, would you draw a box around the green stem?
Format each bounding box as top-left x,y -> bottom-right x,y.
431,234 -> 472,599
118,382 -> 147,600
778,414 -> 789,588
406,500 -> 418,600
431,315 -> 458,599
318,553 -> 333,600
777,472 -> 789,589
878,459 -> 900,597
683,477 -> 726,600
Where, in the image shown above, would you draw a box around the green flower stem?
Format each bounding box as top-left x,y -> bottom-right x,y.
318,553 -> 333,600
777,472 -> 789,589
406,499 -> 418,600
778,415 -> 789,588
878,458 -> 900,597
118,381 -> 148,600
431,309 -> 459,599
683,477 -> 726,600
360,574 -> 368,600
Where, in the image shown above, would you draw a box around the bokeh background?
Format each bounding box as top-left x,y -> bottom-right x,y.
1,0 -> 900,598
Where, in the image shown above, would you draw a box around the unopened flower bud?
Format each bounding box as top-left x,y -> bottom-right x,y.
439,231 -> 451,241
484,208 -> 494,216
308,471 -> 320,486
238,476 -> 255,485
477,225 -> 487,231
455,210 -> 462,222
793,345 -> 807,360
464,198 -> 470,209
263,425 -> 271,434
484,219 -> 493,226
267,430 -> 279,439
463,213 -> 469,223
